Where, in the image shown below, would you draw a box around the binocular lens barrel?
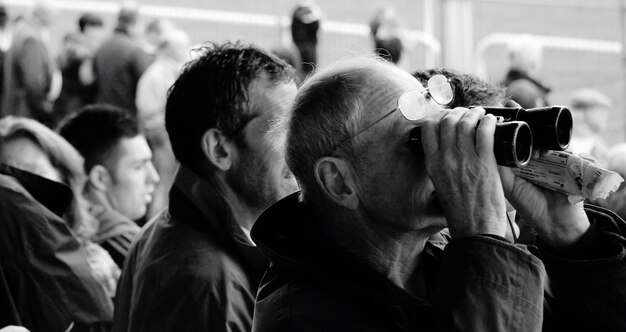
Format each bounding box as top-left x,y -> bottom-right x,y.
482,106 -> 573,151
493,121 -> 532,167
408,105 -> 570,168
408,121 -> 532,167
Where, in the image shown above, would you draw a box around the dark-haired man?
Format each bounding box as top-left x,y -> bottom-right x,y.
412,67 -> 507,110
112,42 -> 299,332
93,3 -> 151,115
54,12 -> 105,123
59,104 -> 159,267
2,0 -> 60,127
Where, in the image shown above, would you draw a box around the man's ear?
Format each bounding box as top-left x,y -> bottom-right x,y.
201,128 -> 233,171
89,165 -> 111,191
314,157 -> 359,210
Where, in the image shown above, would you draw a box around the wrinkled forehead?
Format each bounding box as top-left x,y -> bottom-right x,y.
361,66 -> 425,117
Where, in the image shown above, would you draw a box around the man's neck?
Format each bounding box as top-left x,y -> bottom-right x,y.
203,171 -> 259,232
84,184 -> 114,211
321,212 -> 437,296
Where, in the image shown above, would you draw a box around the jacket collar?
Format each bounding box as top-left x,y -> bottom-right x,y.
85,188 -> 138,243
172,166 -> 256,247
252,192 -> 447,306
0,164 -> 73,217
169,166 -> 268,279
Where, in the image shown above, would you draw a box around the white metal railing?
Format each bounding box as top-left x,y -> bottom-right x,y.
476,32 -> 622,77
5,0 -> 441,66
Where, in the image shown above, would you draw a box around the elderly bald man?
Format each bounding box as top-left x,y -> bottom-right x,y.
251,57 -> 626,331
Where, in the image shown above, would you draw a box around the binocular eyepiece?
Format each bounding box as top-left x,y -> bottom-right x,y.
409,106 -> 573,168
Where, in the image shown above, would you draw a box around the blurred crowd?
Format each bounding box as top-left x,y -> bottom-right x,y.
0,0 -> 625,331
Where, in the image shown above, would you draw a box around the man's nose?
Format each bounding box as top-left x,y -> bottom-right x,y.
147,162 -> 160,184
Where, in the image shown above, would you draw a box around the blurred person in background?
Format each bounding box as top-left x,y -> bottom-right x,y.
567,88 -> 611,163
501,34 -> 550,109
271,46 -> 302,83
0,5 -> 11,115
2,0 -> 61,128
590,143 -> 626,220
413,67 -> 507,109
53,13 -> 105,126
0,5 -> 10,53
94,1 -> 152,116
369,6 -> 403,64
291,1 -> 321,77
113,42 -> 299,332
136,27 -> 189,219
59,104 -> 159,268
0,116 -> 121,298
0,116 -> 114,331
141,18 -> 175,56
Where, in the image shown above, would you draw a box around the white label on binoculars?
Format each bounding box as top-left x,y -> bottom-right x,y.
512,150 -> 624,201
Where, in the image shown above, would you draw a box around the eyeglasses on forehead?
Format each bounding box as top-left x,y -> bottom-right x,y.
328,74 -> 453,154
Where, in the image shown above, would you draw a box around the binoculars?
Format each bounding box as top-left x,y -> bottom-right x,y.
409,106 -> 573,167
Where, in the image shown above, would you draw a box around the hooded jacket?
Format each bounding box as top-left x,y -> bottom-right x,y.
0,164 -> 113,331
251,192 -> 626,332
113,166 -> 268,332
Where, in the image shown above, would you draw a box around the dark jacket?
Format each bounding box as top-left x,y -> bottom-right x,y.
0,164 -> 113,331
94,29 -> 151,115
251,192 -> 626,332
502,69 -> 551,109
54,32 -> 99,123
113,167 -> 268,332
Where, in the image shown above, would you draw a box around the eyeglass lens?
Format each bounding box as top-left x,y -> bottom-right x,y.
427,74 -> 454,105
398,90 -> 427,121
398,75 -> 453,121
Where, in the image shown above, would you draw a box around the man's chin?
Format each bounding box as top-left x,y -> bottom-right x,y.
128,207 -> 147,221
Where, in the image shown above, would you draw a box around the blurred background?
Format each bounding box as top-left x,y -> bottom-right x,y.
3,0 -> 625,144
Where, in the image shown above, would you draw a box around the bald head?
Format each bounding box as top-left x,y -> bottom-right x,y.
284,57 -> 419,201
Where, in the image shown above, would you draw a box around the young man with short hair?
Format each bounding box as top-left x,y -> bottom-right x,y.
59,104 -> 159,267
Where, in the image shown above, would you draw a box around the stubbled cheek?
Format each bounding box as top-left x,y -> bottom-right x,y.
283,179 -> 299,193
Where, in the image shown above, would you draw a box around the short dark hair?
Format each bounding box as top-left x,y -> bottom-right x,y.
78,13 -> 103,32
165,42 -> 295,173
59,104 -> 140,173
412,68 -> 506,108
